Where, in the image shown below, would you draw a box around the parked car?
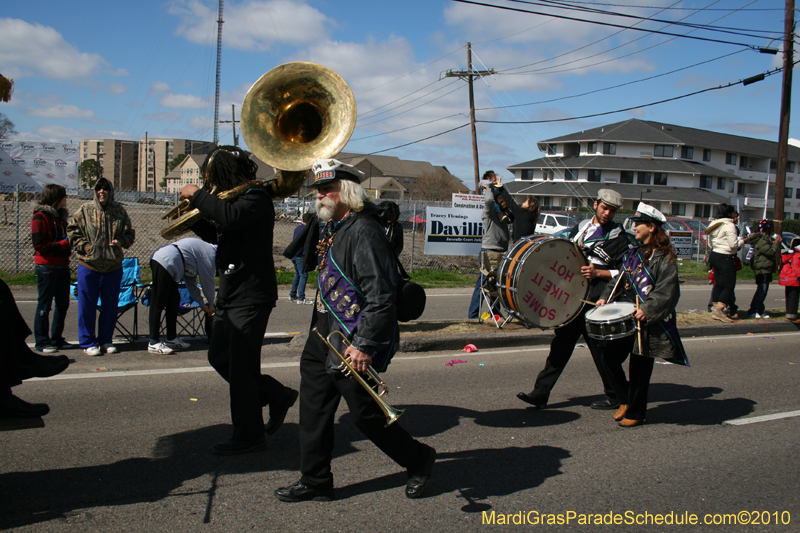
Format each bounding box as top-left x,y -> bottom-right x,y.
551,227 -> 573,239
536,213 -> 578,235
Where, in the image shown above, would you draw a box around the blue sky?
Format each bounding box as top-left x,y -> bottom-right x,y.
0,0 -> 792,188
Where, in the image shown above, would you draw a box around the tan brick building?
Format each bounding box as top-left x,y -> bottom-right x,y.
79,139 -> 139,190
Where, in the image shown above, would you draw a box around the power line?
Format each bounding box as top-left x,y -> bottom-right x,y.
528,0 -> 782,11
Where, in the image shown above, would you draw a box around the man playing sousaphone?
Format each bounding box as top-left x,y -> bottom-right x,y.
179,146 -> 298,455
275,159 -> 435,502
517,189 -> 633,410
595,203 -> 688,427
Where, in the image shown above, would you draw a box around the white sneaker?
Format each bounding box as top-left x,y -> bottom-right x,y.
41,346 -> 59,354
762,314 -> 770,319
148,342 -> 175,355
164,337 -> 190,349
298,298 -> 314,305
84,345 -> 102,356
103,343 -> 119,354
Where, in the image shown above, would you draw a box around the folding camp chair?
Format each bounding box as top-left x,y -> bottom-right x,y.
141,279 -> 212,342
478,250 -> 512,328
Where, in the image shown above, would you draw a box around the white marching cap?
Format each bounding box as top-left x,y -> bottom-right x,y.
630,202 -> 667,225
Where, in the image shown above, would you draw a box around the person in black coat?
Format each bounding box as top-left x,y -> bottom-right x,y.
379,200 -> 404,256
180,146 -> 297,455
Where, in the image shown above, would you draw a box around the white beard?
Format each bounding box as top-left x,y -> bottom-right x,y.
316,198 -> 336,222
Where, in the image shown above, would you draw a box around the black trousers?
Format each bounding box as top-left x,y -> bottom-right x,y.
600,336 -> 655,421
299,310 -> 425,488
0,282 -> 38,396
709,252 -> 737,308
207,303 -> 284,442
532,306 -> 618,401
148,259 -> 180,341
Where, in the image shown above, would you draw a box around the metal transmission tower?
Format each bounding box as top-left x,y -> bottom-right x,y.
445,42 -> 494,193
213,0 -> 224,145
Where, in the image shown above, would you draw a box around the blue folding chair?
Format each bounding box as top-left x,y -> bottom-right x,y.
141,278 -> 211,341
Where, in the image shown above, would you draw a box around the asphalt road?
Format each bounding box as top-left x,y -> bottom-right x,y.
2,330 -> 799,532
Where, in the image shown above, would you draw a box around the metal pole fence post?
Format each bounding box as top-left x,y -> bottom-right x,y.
15,183 -> 20,274
410,202 -> 417,273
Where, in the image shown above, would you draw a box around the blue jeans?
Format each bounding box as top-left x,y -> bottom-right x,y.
76,264 -> 123,348
290,256 -> 308,300
747,274 -> 771,316
34,264 -> 71,349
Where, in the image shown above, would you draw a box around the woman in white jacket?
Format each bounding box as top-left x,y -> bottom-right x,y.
704,204 -> 744,322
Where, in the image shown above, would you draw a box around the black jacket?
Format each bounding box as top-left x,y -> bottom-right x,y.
190,185 -> 278,308
496,187 -> 538,240
569,219 -> 634,301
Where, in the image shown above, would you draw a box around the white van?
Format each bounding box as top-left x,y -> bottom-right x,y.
536,213 -> 577,235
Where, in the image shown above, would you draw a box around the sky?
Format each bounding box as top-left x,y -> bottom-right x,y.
0,0 -> 793,189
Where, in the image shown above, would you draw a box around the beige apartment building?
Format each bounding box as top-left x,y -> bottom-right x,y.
79,139 -> 139,190
138,138 -> 215,192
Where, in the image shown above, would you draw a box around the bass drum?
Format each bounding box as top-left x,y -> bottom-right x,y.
497,235 -> 588,328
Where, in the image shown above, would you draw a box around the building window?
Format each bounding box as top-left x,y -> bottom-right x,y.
796,189 -> 800,199
541,196 -> 552,207
770,160 -> 778,171
673,203 -> 686,216
680,146 -> 693,159
543,170 -> 555,180
703,149 -> 711,161
700,205 -> 712,218
546,144 -> 556,155
620,171 -> 634,183
654,145 -> 674,157
564,169 -> 577,181
587,169 -> 601,182
587,142 -> 596,153
521,169 -> 534,180
786,187 -> 794,198
738,182 -> 746,195
603,142 -> 616,155
725,153 -> 737,165
717,177 -> 726,190
637,172 -> 651,184
789,162 -> 796,173
654,173 -> 668,186
739,156 -> 749,169
729,181 -> 734,193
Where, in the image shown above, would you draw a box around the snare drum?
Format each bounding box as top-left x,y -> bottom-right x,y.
496,235 -> 588,328
585,302 -> 637,340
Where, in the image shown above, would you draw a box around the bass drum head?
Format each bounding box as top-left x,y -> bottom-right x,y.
504,237 -> 588,328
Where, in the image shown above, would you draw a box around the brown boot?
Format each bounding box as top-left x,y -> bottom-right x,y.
711,302 -> 734,323
612,404 -> 628,421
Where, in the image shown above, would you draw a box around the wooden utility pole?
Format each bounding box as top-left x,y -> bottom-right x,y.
445,42 -> 495,193
773,0 -> 794,233
220,104 -> 239,147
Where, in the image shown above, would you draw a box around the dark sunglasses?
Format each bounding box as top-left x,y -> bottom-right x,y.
95,186 -> 110,192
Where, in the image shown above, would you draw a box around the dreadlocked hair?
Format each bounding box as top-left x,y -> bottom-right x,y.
642,223 -> 677,264
201,145 -> 258,192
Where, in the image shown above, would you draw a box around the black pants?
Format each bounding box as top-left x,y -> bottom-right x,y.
786,286 -> 800,317
0,281 -> 38,396
207,303 -> 284,442
148,260 -> 180,341
709,252 -> 737,308
299,310 -> 426,488
600,336 -> 655,421
531,306 -> 618,402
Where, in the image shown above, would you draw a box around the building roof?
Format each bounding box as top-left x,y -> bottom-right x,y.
504,180 -> 729,205
337,152 -> 452,179
542,119 -> 800,160
507,155 -> 740,179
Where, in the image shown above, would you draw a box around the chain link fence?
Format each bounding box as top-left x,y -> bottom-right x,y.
0,189 -> 709,279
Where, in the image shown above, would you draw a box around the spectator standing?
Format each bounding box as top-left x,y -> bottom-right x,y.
779,237 -> 800,323
703,204 -> 743,322
746,220 -> 781,319
148,238 -> 218,354
31,184 -> 71,354
379,201 -> 404,256
67,178 -> 135,356
494,186 -> 540,241
289,213 -> 314,305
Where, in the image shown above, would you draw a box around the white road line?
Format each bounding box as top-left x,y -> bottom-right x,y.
725,410 -> 800,426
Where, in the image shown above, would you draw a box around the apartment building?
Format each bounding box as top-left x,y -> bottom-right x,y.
79,139 -> 139,190
507,119 -> 800,222
138,138 -> 216,192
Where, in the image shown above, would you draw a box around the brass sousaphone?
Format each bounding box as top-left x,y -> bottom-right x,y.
161,62 -> 357,238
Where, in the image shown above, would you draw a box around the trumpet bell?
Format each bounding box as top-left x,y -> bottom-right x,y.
241,62 -> 357,172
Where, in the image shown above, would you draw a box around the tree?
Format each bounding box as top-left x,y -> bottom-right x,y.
0,112 -> 17,140
414,168 -> 468,201
166,153 -> 188,176
79,159 -> 103,189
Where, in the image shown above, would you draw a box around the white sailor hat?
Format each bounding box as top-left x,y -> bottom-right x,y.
309,159 -> 364,187
630,202 -> 667,225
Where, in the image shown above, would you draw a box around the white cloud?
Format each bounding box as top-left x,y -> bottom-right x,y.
150,81 -> 172,94
25,104 -> 94,119
18,124 -> 131,143
0,18 -> 107,79
187,115 -> 213,130
167,0 -> 332,50
158,93 -> 208,109
108,83 -> 128,95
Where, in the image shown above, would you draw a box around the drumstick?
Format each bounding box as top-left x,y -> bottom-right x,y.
581,299 -> 597,306
636,297 -> 644,355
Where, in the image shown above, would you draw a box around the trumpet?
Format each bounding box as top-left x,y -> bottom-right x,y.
312,327 -> 404,427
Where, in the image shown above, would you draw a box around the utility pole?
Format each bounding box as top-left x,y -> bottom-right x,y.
445,42 -> 495,193
220,104 -> 239,147
773,0 -> 794,234
213,0 -> 224,145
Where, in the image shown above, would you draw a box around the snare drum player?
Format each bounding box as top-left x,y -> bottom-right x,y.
275,160 -> 435,502
595,203 -> 688,427
518,189 -> 632,410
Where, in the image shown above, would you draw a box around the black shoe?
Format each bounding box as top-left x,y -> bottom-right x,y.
53,338 -> 76,349
0,394 -> 50,418
590,397 -> 621,410
517,391 -> 547,409
18,354 -> 69,380
265,387 -> 299,436
275,481 -> 335,502
406,445 -> 436,499
211,438 -> 266,456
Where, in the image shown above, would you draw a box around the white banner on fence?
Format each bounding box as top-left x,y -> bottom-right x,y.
424,206 -> 483,256
0,140 -> 80,194
452,193 -> 484,210
669,230 -> 693,259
